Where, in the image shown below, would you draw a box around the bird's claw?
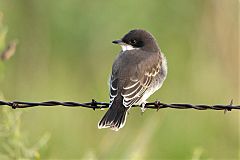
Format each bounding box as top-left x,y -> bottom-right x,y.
141,102 -> 147,115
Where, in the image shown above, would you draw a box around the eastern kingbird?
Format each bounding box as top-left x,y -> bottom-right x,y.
98,29 -> 167,131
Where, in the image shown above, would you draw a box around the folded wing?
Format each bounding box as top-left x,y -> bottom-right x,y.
121,61 -> 161,108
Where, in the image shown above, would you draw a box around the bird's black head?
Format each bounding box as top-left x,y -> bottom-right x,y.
112,29 -> 160,52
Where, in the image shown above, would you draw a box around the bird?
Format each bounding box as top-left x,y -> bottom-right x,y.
98,29 -> 167,131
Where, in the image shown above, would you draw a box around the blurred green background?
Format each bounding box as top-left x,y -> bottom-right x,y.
0,0 -> 239,159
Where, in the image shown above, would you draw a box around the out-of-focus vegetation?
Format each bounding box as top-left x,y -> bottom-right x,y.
0,0 -> 239,159
0,10 -> 50,160
0,108 -> 50,159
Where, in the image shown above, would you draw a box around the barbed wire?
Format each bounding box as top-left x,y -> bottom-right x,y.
0,99 -> 239,113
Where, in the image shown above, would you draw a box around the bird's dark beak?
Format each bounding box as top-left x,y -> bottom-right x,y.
112,40 -> 123,44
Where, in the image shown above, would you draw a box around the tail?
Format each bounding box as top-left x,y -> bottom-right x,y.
98,101 -> 128,131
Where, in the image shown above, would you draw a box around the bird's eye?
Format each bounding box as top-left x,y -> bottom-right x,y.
130,39 -> 137,44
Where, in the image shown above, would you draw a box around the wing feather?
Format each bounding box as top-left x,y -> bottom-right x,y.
121,61 -> 161,108
109,76 -> 118,106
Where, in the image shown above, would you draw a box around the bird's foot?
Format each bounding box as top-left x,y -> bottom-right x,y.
140,101 -> 147,115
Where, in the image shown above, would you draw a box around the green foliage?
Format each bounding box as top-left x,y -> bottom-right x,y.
0,12 -> 8,52
0,0 -> 239,159
0,12 -> 50,160
0,108 -> 50,160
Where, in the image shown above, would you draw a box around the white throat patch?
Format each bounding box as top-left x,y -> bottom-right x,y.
121,44 -> 136,51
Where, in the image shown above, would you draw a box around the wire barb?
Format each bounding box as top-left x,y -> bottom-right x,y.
0,99 -> 239,111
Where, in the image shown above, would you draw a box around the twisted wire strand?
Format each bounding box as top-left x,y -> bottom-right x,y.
0,99 -> 239,112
